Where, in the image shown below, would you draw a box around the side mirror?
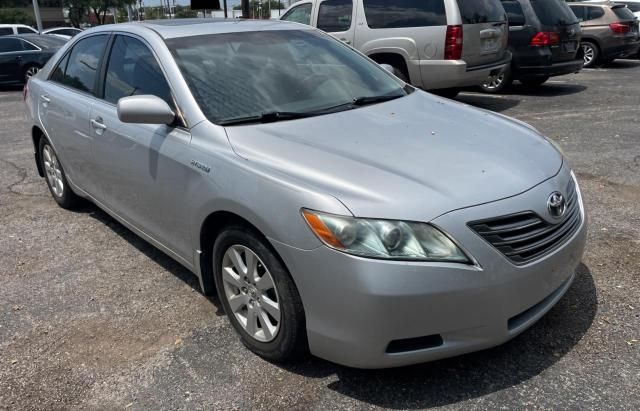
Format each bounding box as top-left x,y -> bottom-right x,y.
379,63 -> 395,74
117,95 -> 175,125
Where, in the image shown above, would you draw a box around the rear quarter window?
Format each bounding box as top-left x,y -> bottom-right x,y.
0,28 -> 13,36
363,0 -> 447,29
612,6 -> 636,20
457,0 -> 506,24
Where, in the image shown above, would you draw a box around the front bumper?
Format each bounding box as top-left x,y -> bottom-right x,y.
272,165 -> 587,368
411,54 -> 511,90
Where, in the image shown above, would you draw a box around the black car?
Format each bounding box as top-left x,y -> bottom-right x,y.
480,0 -> 584,92
0,34 -> 66,86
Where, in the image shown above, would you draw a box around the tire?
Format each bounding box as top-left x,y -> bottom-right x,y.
38,137 -> 80,209
480,66 -> 513,93
432,88 -> 460,99
581,41 -> 599,68
213,226 -> 307,362
520,76 -> 549,88
23,64 -> 41,83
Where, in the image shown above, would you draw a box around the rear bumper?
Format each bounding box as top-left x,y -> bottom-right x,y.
602,41 -> 640,59
272,165 -> 587,368
411,53 -> 511,90
515,58 -> 584,79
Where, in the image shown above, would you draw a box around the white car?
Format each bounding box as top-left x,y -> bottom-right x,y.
0,24 -> 38,36
43,27 -> 83,40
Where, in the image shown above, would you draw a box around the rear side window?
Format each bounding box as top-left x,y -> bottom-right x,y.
586,7 -> 604,21
612,6 -> 636,20
502,0 -> 526,26
103,35 -> 173,106
18,27 -> 37,34
50,53 -> 70,83
282,3 -> 313,25
58,35 -> 108,94
0,38 -> 23,53
0,28 -> 13,36
317,0 -> 353,32
21,40 -> 39,51
363,0 -> 447,29
457,0 -> 506,24
530,0 -> 578,26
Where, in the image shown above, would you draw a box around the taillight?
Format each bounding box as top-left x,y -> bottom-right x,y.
609,22 -> 630,34
445,25 -> 463,60
530,32 -> 561,47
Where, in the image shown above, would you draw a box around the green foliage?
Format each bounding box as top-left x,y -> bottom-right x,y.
0,8 -> 33,25
174,5 -> 198,19
63,0 -> 137,26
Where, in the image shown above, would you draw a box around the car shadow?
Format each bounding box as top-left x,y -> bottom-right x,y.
599,59 -> 640,69
0,85 -> 24,92
456,93 -> 521,112
80,202 -> 226,317
280,263 -> 597,409
506,82 -> 588,97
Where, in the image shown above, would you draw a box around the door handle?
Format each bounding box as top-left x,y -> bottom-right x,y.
339,38 -> 351,44
41,95 -> 50,107
91,118 -> 107,131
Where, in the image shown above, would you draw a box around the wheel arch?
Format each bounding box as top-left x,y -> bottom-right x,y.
367,52 -> 410,81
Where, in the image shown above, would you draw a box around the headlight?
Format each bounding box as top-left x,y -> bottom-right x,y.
302,209 -> 471,263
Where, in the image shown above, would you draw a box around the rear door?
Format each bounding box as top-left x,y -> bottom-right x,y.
0,38 -> 24,83
315,0 -> 357,45
457,0 -> 508,67
530,0 -> 581,63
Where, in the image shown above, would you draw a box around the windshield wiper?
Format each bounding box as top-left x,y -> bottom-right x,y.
218,111 -> 315,126
351,94 -> 404,106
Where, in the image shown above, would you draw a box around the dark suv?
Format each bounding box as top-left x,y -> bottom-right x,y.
481,0 -> 583,93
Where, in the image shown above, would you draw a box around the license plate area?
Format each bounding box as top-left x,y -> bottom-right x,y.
481,38 -> 500,55
563,41 -> 577,53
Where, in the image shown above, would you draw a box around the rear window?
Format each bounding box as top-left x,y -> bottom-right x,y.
612,5 -> 636,20
502,0 -> 526,26
626,4 -> 640,13
457,0 -> 506,24
530,0 -> 578,26
362,0 -> 447,29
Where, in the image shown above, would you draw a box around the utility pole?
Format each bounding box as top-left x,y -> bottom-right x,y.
223,0 -> 228,18
241,0 -> 250,19
31,0 -> 43,34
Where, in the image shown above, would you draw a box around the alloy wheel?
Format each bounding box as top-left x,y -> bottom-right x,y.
582,44 -> 595,67
221,245 -> 281,342
42,144 -> 64,197
482,72 -> 505,91
25,66 -> 39,80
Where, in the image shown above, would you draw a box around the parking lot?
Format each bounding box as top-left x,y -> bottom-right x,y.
1,61 -> 639,409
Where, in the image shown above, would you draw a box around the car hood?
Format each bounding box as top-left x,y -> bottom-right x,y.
225,91 -> 562,222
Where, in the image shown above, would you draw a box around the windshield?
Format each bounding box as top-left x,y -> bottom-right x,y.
165,29 -> 407,124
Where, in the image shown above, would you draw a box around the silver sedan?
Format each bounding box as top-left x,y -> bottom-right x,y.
24,19 -> 587,368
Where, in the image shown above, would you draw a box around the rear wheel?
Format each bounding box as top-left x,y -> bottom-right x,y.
480,66 -> 513,93
213,226 -> 307,362
581,41 -> 599,68
432,88 -> 460,99
520,76 -> 549,88
38,137 -> 80,209
23,64 -> 41,83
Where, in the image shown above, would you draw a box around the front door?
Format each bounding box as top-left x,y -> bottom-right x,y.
91,34 -> 195,261
315,0 -> 357,46
0,38 -> 25,83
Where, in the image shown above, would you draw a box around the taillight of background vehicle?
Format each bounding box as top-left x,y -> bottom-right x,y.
445,25 -> 463,60
609,22 -> 630,34
529,32 -> 561,47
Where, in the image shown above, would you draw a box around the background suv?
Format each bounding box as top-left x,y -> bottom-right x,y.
481,0 -> 583,93
568,2 -> 640,67
281,0 -> 511,98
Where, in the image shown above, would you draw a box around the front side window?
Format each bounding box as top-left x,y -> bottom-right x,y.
457,0 -> 506,24
569,6 -> 586,22
0,38 -> 23,53
61,34 -> 108,94
166,30 -> 407,125
317,0 -> 353,32
18,27 -> 37,34
282,3 -> 313,25
103,35 -> 173,106
363,0 -> 447,29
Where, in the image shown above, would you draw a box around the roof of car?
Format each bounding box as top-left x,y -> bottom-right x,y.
1,34 -> 67,48
89,18 -> 312,39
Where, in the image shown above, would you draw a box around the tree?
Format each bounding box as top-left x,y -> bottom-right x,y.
64,0 -> 137,26
0,8 -> 33,25
174,5 -> 197,19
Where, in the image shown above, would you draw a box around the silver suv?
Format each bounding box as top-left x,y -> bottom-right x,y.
281,0 -> 512,97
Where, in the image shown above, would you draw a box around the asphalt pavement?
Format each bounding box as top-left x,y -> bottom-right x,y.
0,62 -> 639,410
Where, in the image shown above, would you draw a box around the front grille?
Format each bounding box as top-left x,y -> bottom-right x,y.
468,180 -> 581,265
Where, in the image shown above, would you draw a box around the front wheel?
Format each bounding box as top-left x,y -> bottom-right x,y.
581,41 -> 599,68
213,226 -> 307,362
24,64 -> 41,83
